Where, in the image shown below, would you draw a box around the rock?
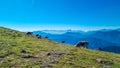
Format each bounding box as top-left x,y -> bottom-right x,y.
0,60 -> 3,64
21,49 -> 27,53
50,60 -> 55,64
41,65 -> 52,68
22,54 -> 36,58
66,61 -> 70,64
6,52 -> 14,56
96,58 -> 114,66
96,58 -> 102,63
58,53 -> 64,55
47,53 -> 51,56
66,61 -> 74,65
54,53 -> 64,58
100,60 -> 114,65
0,52 -> 14,58
0,56 -> 6,58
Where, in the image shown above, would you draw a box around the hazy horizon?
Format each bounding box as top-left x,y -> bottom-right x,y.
1,26 -> 119,32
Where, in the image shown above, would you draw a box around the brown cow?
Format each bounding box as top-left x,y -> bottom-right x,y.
75,41 -> 88,48
35,34 -> 42,39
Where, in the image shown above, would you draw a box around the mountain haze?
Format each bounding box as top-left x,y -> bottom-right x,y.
33,28 -> 120,53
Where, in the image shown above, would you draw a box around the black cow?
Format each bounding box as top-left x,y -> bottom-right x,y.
45,36 -> 48,39
61,41 -> 66,43
26,32 -> 33,36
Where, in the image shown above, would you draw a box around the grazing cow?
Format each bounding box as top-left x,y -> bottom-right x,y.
98,47 -> 102,50
36,34 -> 39,37
45,36 -> 48,39
38,35 -> 42,39
75,41 -> 88,48
36,34 -> 42,39
26,32 -> 33,36
61,41 -> 66,43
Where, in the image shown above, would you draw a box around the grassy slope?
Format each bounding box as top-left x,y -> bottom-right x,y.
0,27 -> 120,68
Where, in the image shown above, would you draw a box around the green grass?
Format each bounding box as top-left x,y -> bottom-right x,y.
0,26 -> 120,68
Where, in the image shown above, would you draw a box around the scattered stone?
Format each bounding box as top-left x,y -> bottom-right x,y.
41,65 -> 52,68
54,53 -> 64,58
21,49 -> 27,53
96,58 -> 114,66
47,53 -> 51,56
0,52 -> 14,58
96,58 -> 102,63
6,52 -> 15,56
66,61 -> 70,64
0,56 -> 6,58
100,60 -> 114,65
58,53 -> 64,56
22,54 -> 36,58
66,61 -> 74,65
0,60 -> 3,64
50,60 -> 55,64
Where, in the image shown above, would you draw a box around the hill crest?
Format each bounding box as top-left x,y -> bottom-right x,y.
0,26 -> 120,68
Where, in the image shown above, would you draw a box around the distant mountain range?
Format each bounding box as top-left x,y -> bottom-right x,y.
33,28 -> 120,53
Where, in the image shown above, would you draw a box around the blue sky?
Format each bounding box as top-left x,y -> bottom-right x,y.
0,0 -> 120,31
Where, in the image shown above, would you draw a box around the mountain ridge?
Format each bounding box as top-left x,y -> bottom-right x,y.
33,28 -> 120,53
